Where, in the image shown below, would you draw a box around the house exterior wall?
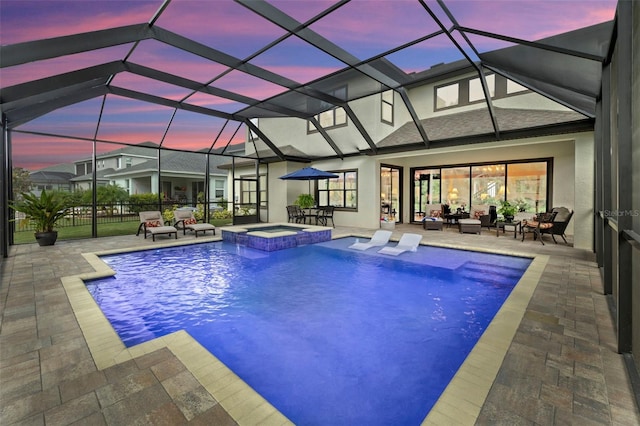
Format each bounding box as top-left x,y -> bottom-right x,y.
244,71 -> 595,250
371,132 -> 592,249
246,131 -> 594,250
249,71 -> 580,161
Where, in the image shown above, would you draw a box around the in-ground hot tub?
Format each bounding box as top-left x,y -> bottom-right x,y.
222,223 -> 332,252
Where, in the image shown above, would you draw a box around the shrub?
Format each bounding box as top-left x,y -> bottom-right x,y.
162,205 -> 179,223
129,193 -> 160,214
213,209 -> 233,220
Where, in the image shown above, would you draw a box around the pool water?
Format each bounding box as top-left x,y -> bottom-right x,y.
86,238 -> 531,425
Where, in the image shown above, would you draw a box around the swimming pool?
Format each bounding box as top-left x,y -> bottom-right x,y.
86,238 -> 531,425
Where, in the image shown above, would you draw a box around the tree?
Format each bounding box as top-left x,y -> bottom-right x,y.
81,184 -> 129,216
12,167 -> 31,198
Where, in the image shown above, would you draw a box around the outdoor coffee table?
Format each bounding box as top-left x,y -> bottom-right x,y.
495,220 -> 521,238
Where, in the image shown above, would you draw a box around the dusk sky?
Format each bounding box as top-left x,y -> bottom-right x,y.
0,0 -> 617,170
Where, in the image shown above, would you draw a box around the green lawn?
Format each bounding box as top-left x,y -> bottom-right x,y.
12,219 -> 233,244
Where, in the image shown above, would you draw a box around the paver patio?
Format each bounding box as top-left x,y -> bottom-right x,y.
1,224 -> 638,425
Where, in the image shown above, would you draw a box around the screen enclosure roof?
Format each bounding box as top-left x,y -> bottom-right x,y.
0,0 -> 616,166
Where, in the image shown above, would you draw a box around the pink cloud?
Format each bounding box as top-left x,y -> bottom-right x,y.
213,70 -> 288,100
309,1 -> 441,56
127,41 -> 231,83
1,1 -> 157,45
1,45 -> 132,87
110,72 -> 193,101
443,0 -> 616,42
153,1 -> 285,56
251,64 -> 344,86
11,133 -> 94,170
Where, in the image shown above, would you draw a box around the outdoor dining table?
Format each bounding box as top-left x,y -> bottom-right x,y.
302,208 -> 319,224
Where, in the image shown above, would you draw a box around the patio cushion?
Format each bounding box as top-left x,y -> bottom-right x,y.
145,220 -> 162,227
430,209 -> 441,218
523,220 -> 553,230
184,218 -> 198,225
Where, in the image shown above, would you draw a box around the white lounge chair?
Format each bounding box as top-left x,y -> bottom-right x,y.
378,233 -> 423,256
348,230 -> 393,250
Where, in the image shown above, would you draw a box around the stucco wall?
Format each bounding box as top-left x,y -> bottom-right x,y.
374,132 -> 593,250
250,131 -> 595,251
241,130 -> 594,250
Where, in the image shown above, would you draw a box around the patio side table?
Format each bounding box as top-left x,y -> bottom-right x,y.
495,220 -> 521,238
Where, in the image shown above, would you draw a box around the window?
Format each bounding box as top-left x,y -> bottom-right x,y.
249,118 -> 259,141
414,169 -> 441,214
259,174 -> 267,208
380,165 -> 401,222
506,162 -> 548,212
507,80 -> 528,94
471,164 -> 505,206
435,83 -> 459,109
307,86 -> 348,132
442,167 -> 470,209
411,159 -> 550,222
116,158 -> 122,169
317,170 -> 357,209
76,162 -> 92,174
435,74 -> 528,111
235,178 -> 257,212
125,157 -> 132,168
469,74 -> 495,103
381,90 -> 394,124
214,180 -> 225,199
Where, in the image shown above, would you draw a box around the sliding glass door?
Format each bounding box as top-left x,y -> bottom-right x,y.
380,165 -> 402,223
410,159 -> 551,222
413,169 -> 440,220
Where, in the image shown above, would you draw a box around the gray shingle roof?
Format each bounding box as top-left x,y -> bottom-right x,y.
70,168 -> 116,182
29,170 -> 76,183
104,151 -> 228,176
377,107 -> 588,148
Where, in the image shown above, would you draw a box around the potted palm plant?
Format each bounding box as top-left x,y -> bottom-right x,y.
10,190 -> 70,246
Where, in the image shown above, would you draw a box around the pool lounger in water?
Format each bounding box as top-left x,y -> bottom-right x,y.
348,230 -> 392,250
378,233 -> 422,256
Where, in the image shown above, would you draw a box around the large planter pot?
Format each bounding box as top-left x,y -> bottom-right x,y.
35,231 -> 58,246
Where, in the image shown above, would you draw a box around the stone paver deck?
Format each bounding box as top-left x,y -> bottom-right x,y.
1,224 -> 638,425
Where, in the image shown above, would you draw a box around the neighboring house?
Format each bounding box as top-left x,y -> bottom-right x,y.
237,60 -> 593,250
101,150 -> 229,206
32,143 -> 230,207
71,142 -> 159,190
28,163 -> 77,196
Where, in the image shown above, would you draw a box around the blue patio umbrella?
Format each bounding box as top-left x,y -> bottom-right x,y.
279,167 -> 338,193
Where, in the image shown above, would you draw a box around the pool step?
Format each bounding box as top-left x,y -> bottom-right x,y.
457,261 -> 525,285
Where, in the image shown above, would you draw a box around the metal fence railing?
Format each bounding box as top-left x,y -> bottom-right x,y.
12,201 -> 230,232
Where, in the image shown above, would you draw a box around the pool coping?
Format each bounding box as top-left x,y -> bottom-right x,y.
61,235 -> 546,425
